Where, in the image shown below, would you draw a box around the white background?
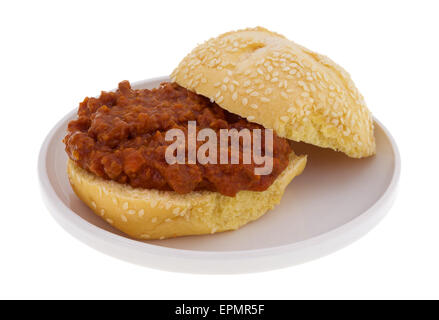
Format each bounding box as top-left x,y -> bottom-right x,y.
1,0 -> 438,299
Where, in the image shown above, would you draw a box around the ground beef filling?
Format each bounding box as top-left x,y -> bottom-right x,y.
64,81 -> 292,196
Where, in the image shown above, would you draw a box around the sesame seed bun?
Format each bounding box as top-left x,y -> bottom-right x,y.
171,27 -> 376,158
67,152 -> 306,240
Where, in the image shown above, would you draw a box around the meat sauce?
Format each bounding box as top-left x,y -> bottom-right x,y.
64,81 -> 292,196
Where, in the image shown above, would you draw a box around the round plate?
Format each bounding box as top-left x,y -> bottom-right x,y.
38,76 -> 400,274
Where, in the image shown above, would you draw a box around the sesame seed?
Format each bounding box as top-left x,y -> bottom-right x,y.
247,115 -> 256,121
229,84 -> 235,92
280,92 -> 289,99
211,227 -> 217,234
173,207 -> 180,215
280,116 -> 289,122
140,234 -> 150,239
221,84 -> 227,91
91,201 -> 96,209
250,104 -> 258,109
165,203 -> 172,210
260,97 -> 270,103
100,209 -> 105,216
232,92 -> 238,101
159,236 -> 165,240
288,107 -> 296,113
165,218 -> 172,223
151,217 -> 157,223
213,82 -> 221,87
112,198 -> 117,205
217,96 -> 224,103
122,202 -> 128,210
138,209 -> 144,217
250,91 -> 259,97
121,214 -> 128,222
127,209 -> 136,215
215,91 -> 221,98
106,218 -> 113,225
243,80 -> 251,87
223,77 -> 229,83
242,98 -> 248,105
271,77 -> 279,83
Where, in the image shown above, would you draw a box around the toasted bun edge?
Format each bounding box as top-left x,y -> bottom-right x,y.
67,152 -> 307,240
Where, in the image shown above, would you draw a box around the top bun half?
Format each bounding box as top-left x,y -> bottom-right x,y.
171,27 -> 375,158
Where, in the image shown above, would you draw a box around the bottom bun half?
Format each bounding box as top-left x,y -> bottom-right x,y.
67,152 -> 307,240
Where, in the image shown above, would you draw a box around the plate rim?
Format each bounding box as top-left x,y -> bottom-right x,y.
38,76 -> 401,270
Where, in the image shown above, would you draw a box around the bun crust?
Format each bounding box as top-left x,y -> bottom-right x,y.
171,27 -> 375,158
67,152 -> 306,240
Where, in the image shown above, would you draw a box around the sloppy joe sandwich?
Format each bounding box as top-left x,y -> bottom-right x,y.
64,27 -> 375,240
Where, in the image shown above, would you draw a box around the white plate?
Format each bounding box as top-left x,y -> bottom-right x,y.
38,76 -> 400,274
